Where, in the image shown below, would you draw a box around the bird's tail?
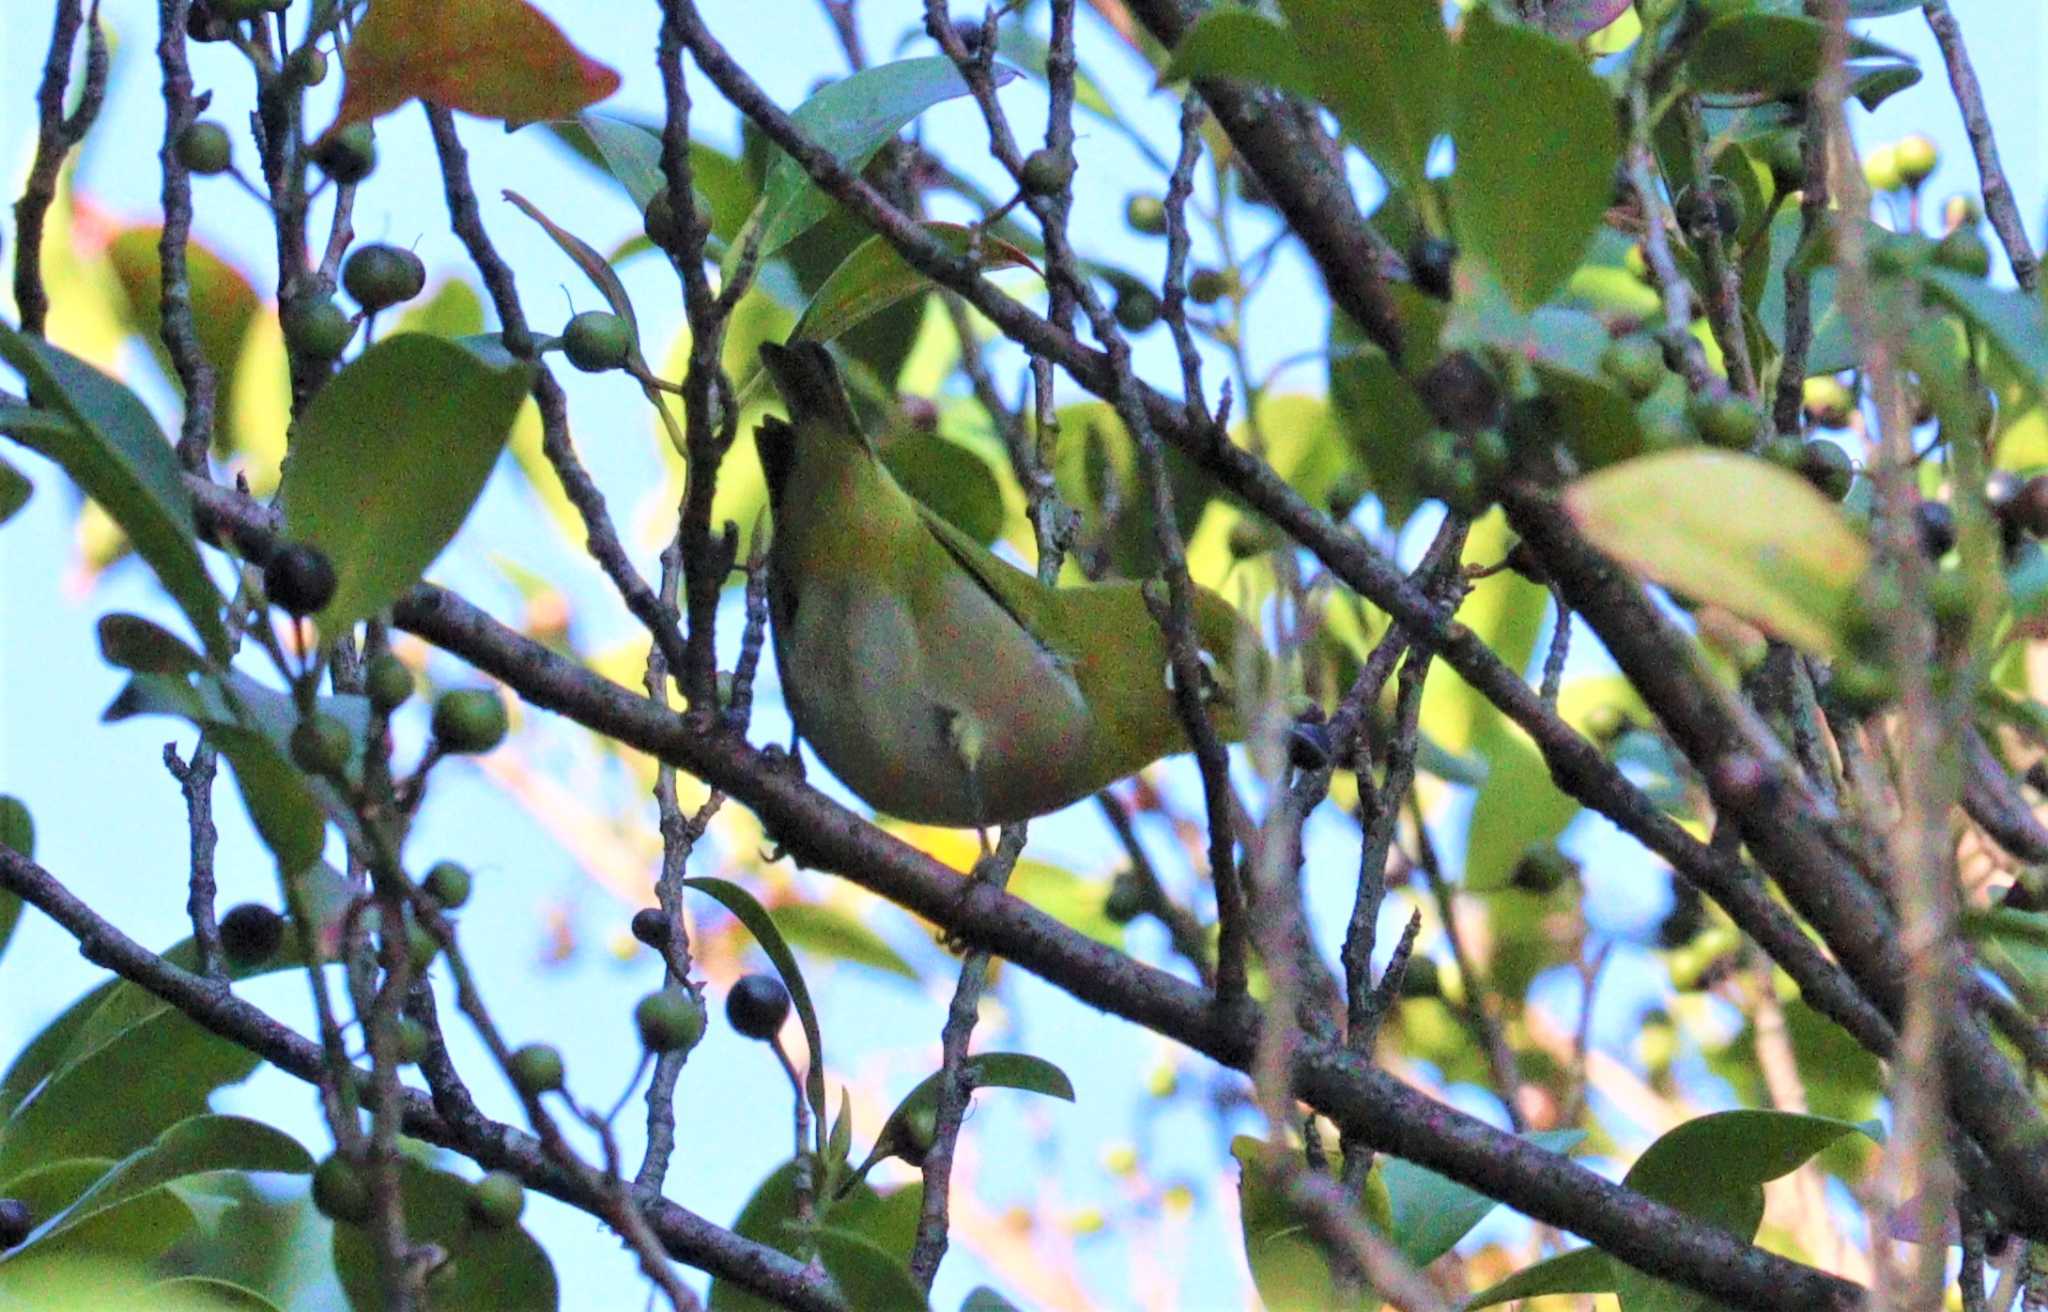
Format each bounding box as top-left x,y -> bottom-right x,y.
759,341 -> 863,440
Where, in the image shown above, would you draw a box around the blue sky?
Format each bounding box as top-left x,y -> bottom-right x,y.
1,2 -> 2041,1308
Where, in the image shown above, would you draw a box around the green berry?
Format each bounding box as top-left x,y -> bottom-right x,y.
1114,286 -> 1160,333
635,987 -> 708,1054
1761,435 -> 1806,472
342,244 -> 426,312
290,712 -> 353,778
432,688 -> 508,754
312,1155 -> 371,1224
393,1016 -> 430,1065
405,920 -> 441,973
725,973 -> 791,1040
311,122 -> 376,186
1799,440 -> 1854,501
561,310 -> 633,373
1762,130 -> 1804,193
1124,194 -> 1167,235
1415,429 -> 1465,503
219,903 -> 285,965
644,191 -> 685,250
1927,570 -> 1971,631
1600,334 -> 1667,401
1893,133 -> 1938,189
1103,869 -> 1145,925
264,541 -> 337,616
1509,842 -> 1578,896
423,860 -> 472,910
468,1172 -> 526,1228
1020,148 -> 1074,196
176,121 -> 233,176
1187,267 -> 1235,305
282,296 -> 355,361
1690,392 -> 1761,450
1934,227 -> 1992,279
509,1043 -> 565,1095
284,45 -> 329,88
364,653 -> 414,714
1397,955 -> 1441,1000
1467,428 -> 1511,487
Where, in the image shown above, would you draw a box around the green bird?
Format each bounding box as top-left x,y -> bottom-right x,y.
756,341 -> 1254,829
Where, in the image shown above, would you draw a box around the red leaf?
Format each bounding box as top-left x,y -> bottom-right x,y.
326,0 -> 619,137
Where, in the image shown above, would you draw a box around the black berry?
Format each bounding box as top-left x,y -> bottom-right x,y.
0,1198 -> 30,1249
264,541 -> 337,616
630,907 -> 672,947
219,903 -> 285,965
725,973 -> 791,1040
1407,236 -> 1456,300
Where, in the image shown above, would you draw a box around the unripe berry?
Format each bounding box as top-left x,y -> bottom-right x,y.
312,1155 -> 371,1224
1892,133 -> 1938,189
1862,144 -> 1903,194
1114,286 -> 1159,333
1690,392 -> 1760,450
1934,227 -> 1992,279
264,541 -> 337,616
644,191 -> 685,250
364,652 -> 414,714
342,244 -> 426,312
282,296 -> 355,361
1600,334 -> 1666,401
290,712 -> 353,778
312,123 -> 376,186
635,987 -> 708,1054
1103,869 -> 1145,925
509,1043 -> 565,1095
1124,194 -> 1167,235
284,45 -> 329,89
393,1016 -> 430,1065
1020,148 -> 1074,196
1397,955 -> 1441,1000
1799,440 -> 1854,502
219,903 -> 285,965
560,310 -> 632,373
725,973 -> 791,1040
176,122 -> 233,176
1509,842 -> 1578,896
1187,267 -> 1236,305
468,1171 -> 526,1228
431,688 -> 508,754
423,860 -> 472,910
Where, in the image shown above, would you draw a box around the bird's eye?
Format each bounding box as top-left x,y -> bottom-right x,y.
1163,650 -> 1225,703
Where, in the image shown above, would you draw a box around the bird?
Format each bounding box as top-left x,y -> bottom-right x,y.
754,340 -> 1255,829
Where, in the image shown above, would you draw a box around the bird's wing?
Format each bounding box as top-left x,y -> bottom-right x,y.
908,499 -> 1085,665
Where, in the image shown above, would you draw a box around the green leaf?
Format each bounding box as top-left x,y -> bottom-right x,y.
1922,267 -> 2048,390
1688,14 -> 1912,96
793,226 -> 1034,356
1466,1243 -> 1619,1309
0,331 -> 229,660
278,333 -> 533,634
0,794 -> 30,963
11,1116 -> 309,1260
97,613 -> 209,676
770,902 -> 920,982
810,1227 -> 929,1311
734,58 -> 1019,272
1278,0 -> 1449,198
146,1278 -> 284,1312
855,1054 -> 1075,1178
0,452 -> 30,525
1382,1129 -> 1584,1267
709,1160 -> 919,1312
1464,734 -> 1580,892
684,877 -> 830,1142
1159,10 -> 1317,97
1621,1109 -> 1873,1238
333,1158 -> 557,1311
1229,1136 -> 1341,1312
1450,11 -> 1620,311
1328,319 -> 1434,523
0,988 -> 264,1191
105,228 -> 261,454
1565,450 -> 1871,655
